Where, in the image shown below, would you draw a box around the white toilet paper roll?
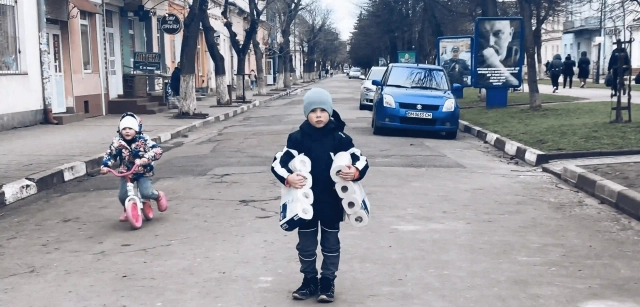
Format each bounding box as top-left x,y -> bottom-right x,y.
335,181 -> 359,199
349,210 -> 369,227
295,188 -> 314,205
289,154 -> 312,173
330,152 -> 353,183
297,202 -> 314,220
341,195 -> 363,215
298,172 -> 313,188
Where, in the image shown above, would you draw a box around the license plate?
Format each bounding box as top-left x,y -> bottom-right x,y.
406,111 -> 432,119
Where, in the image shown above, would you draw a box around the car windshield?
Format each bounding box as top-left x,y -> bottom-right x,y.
385,66 -> 449,90
351,68 -> 361,72
367,69 -> 385,80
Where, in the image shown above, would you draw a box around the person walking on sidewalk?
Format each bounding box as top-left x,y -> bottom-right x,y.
249,69 -> 257,90
549,54 -> 563,93
562,54 -> 576,89
607,39 -> 631,97
577,51 -> 591,88
170,62 -> 181,97
100,112 -> 169,222
271,88 -> 370,303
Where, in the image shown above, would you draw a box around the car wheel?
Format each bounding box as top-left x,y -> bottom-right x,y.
444,130 -> 458,140
359,103 -> 365,110
372,116 -> 385,135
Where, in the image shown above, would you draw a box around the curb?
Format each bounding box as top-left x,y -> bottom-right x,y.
557,165 -> 640,221
458,120 -> 546,166
0,83 -> 313,207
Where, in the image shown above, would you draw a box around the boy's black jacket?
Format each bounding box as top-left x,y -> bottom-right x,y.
271,111 -> 370,223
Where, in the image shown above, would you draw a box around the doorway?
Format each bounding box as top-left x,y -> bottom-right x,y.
46,27 -> 66,114
266,59 -> 273,85
106,10 -> 122,98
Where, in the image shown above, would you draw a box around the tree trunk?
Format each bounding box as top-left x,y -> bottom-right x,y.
178,0 -> 202,115
480,0 -> 499,17
251,35 -> 267,95
282,36 -> 292,89
534,26 -> 542,79
235,52 -> 247,100
276,52 -> 284,89
291,55 -> 299,85
519,1 -> 541,110
199,7 -> 229,105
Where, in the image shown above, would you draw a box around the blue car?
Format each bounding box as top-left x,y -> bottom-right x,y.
370,63 -> 461,139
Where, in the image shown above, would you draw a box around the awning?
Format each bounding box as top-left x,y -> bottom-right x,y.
70,0 -> 101,14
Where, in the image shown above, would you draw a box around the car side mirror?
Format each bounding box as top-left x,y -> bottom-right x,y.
371,79 -> 382,86
452,83 -> 463,98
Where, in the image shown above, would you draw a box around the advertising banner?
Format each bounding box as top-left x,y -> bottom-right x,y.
472,17 -> 524,88
397,51 -> 416,64
437,36 -> 473,87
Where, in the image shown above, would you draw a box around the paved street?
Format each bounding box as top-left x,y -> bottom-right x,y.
3,75 -> 640,306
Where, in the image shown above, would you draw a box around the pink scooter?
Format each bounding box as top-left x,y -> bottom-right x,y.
105,163 -> 153,230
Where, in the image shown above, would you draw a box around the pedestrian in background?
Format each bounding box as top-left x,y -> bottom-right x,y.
577,51 -> 590,88
549,54 -> 563,93
562,54 -> 576,89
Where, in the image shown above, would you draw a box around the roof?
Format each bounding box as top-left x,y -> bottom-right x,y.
390,63 -> 442,69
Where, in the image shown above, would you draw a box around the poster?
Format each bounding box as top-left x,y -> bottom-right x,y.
437,36 -> 473,87
472,17 -> 524,88
397,51 -> 416,64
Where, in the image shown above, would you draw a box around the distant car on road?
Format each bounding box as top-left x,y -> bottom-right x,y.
370,63 -> 461,139
348,67 -> 362,79
359,66 -> 387,110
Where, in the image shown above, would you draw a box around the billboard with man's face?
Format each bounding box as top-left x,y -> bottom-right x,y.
472,17 -> 524,88
437,36 -> 473,87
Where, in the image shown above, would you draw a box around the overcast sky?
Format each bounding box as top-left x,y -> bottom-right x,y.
320,0 -> 362,40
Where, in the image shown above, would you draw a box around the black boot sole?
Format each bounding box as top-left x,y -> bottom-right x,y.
318,295 -> 334,303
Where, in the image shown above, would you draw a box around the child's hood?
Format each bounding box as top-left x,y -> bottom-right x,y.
299,109 -> 346,137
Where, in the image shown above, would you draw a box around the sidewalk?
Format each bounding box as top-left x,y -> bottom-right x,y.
524,83 -> 631,103
0,81 -> 315,206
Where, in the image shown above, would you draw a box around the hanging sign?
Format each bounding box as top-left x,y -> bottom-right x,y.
160,13 -> 183,35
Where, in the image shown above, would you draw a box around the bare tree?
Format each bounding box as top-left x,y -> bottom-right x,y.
250,0 -> 274,95
298,2 -> 331,81
222,0 -> 268,100
273,0 -> 304,89
178,0 -> 205,115
199,0 -> 230,105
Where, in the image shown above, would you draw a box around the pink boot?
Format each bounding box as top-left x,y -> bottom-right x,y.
119,210 -> 127,222
156,191 -> 168,212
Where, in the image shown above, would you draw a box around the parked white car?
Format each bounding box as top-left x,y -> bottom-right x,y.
348,67 -> 362,79
359,66 -> 387,110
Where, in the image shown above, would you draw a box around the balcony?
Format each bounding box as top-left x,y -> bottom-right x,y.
564,16 -> 601,32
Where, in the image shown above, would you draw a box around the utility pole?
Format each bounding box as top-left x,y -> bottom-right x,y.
36,0 -> 58,124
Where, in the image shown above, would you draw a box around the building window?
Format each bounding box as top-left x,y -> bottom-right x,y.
80,11 -> 92,72
0,0 -> 19,74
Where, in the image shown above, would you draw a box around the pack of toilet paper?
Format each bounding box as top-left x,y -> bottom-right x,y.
279,154 -> 315,232
331,151 -> 371,227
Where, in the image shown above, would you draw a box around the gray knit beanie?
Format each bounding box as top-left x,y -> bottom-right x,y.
303,88 -> 333,117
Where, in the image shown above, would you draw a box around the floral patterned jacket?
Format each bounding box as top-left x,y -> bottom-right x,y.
102,134 -> 163,180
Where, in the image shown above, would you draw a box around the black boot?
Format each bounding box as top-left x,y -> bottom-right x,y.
317,276 -> 335,303
292,276 -> 318,300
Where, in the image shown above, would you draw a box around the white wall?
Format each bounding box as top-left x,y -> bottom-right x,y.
0,0 -> 44,115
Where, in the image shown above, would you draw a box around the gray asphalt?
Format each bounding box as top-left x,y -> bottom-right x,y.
2,75 -> 640,307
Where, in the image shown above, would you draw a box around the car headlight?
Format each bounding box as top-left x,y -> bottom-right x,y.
383,94 -> 395,108
364,87 -> 374,93
442,98 -> 456,112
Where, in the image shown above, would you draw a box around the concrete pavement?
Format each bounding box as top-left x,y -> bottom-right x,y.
524,83 -> 621,102
2,75 -> 640,306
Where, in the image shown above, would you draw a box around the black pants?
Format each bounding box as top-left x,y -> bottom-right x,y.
563,75 -> 573,88
296,219 -> 340,280
551,74 -> 560,88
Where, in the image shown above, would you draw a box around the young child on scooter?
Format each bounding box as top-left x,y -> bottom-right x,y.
100,112 -> 168,222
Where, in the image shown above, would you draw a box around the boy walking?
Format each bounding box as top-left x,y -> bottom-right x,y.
271,88 -> 370,302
